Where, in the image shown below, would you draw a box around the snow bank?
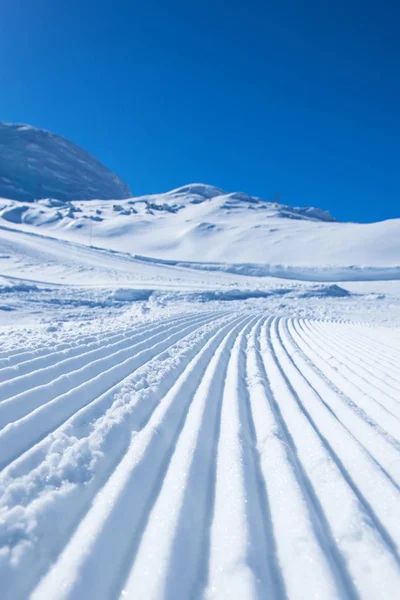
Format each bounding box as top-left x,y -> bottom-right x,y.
110,289 -> 153,302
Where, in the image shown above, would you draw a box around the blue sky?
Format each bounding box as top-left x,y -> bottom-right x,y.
1,0 -> 399,222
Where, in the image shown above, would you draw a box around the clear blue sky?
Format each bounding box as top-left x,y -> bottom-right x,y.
1,1 -> 399,222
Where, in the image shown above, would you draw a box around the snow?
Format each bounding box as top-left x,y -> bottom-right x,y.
0,123 -> 131,202
0,176 -> 400,599
1,182 -> 399,275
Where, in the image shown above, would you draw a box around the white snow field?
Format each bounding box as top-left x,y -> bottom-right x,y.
1,180 -> 400,599
1,182 -> 400,276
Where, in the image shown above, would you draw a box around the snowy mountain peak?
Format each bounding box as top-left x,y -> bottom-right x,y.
169,184 -> 226,199
131,184 -> 336,223
0,122 -> 132,202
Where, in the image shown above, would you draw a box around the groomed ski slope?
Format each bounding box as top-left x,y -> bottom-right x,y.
1,311 -> 400,599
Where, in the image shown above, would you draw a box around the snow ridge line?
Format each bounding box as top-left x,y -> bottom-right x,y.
291,319 -> 400,450
309,320 -> 400,380
0,324 -> 140,374
259,318 -> 357,599
0,312 -> 227,469
264,318 -> 400,598
120,315 -> 261,599
0,312 -> 242,599
0,312 -> 399,599
306,320 -> 400,391
302,321 -> 400,413
295,320 -> 400,440
30,313 -> 254,600
0,311 -> 214,380
332,322 -> 400,359
276,320 -> 400,560
0,312 -> 216,431
0,320 -> 148,367
0,311 -> 223,403
204,315 -> 286,600
286,318 -> 400,487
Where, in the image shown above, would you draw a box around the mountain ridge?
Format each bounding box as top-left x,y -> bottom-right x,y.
0,122 -> 131,202
1,123 -> 399,270
1,183 -> 399,268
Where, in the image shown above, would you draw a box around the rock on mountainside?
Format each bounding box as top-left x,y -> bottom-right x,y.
0,122 -> 132,202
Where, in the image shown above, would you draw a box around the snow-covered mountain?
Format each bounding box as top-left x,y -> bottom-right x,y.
1,182 -> 400,274
0,122 -> 398,274
0,122 -> 131,202
2,133 -> 400,600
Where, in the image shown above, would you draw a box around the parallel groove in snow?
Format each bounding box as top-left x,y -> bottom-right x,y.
121,315 -> 260,600
302,321 -> 400,416
286,319 -> 400,487
294,320 -> 400,441
291,320 -> 400,446
204,316 -> 279,600
0,313 -> 399,599
0,312 -> 218,420
0,312 -> 226,469
260,319 -> 358,599
0,312 -> 206,384
31,313 -> 253,600
273,321 -> 400,568
309,321 -> 400,384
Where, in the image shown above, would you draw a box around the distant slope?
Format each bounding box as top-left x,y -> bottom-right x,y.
1,183 -> 399,272
0,122 -> 131,202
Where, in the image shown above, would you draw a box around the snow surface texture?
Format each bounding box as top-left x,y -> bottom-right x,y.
1,175 -> 400,598
0,123 -> 131,202
1,183 -> 400,277
1,307 -> 400,600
